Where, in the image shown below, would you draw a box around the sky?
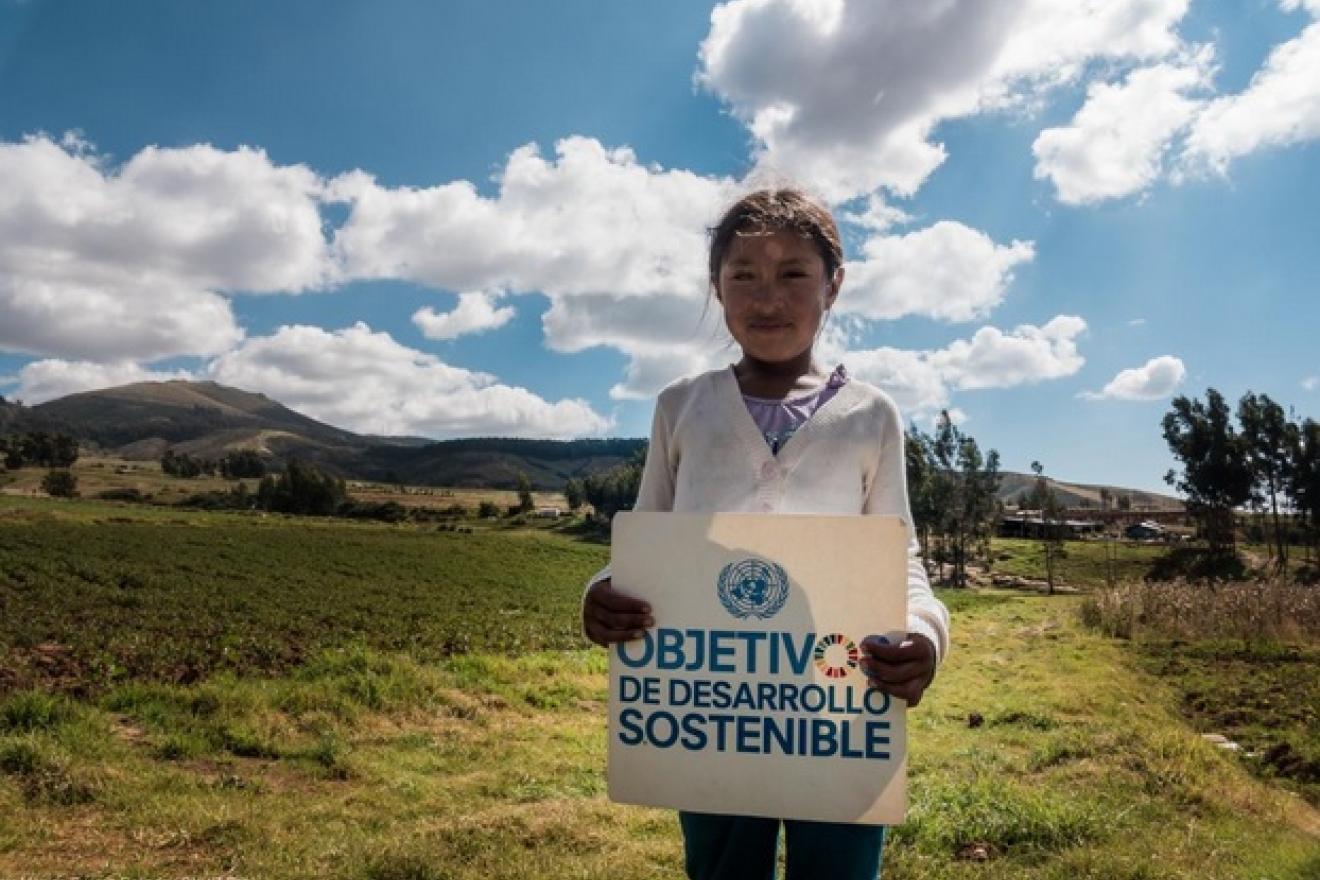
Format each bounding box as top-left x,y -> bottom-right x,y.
0,0 -> 1317,494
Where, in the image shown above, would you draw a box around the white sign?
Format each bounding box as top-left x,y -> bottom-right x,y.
607,512 -> 909,825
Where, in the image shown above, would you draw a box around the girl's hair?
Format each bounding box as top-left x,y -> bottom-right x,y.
707,188 -> 843,285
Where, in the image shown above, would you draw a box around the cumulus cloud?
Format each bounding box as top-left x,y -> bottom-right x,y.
412,291 -> 516,340
206,322 -> 611,439
1033,52 -> 1212,204
1302,375 -> 1318,392
9,359 -> 194,405
0,134 -> 332,361
1080,354 -> 1186,401
698,0 -> 1190,201
1180,11 -> 1320,174
331,137 -> 733,299
841,222 -> 1035,322
846,316 -> 1087,417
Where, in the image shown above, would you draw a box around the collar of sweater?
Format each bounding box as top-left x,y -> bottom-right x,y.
716,365 -> 871,472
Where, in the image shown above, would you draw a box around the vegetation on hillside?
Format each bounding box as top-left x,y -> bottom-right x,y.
906,412 -> 1002,587
1164,388 -> 1320,568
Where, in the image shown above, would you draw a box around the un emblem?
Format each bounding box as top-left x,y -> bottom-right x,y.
717,558 -> 789,620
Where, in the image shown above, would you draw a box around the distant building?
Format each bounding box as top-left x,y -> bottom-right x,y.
1124,521 -> 1164,540
999,513 -> 1104,539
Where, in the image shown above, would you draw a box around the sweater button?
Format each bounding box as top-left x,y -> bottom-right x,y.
760,462 -> 777,479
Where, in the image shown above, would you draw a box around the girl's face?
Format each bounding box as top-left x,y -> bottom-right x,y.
715,228 -> 841,366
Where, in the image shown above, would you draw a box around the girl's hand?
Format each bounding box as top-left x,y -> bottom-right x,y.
583,578 -> 654,646
860,633 -> 937,707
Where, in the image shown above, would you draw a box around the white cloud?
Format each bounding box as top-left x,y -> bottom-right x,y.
840,222 -> 1035,322
331,137 -> 733,299
412,291 -> 515,340
1080,354 -> 1186,400
331,136 -> 739,399
0,134 -> 332,361
206,322 -> 611,439
1129,318 -> 1147,327
1033,52 -> 1212,204
1302,375 -> 1319,392
698,0 -> 1190,201
1181,15 -> 1320,174
846,316 -> 1087,417
10,359 -> 195,405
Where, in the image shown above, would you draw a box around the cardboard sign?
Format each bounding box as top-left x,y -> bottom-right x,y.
607,512 -> 909,825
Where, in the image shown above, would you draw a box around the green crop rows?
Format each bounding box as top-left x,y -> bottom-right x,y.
0,498 -> 607,695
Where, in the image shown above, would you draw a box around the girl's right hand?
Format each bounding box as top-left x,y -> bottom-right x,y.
583,578 -> 654,646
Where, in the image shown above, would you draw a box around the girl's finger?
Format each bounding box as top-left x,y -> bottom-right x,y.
862,659 -> 928,684
590,605 -> 652,632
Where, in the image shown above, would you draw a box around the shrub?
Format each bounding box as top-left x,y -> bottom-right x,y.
97,487 -> 144,503
41,469 -> 77,498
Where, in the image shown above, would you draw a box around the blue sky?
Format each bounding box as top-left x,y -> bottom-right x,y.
0,0 -> 1317,494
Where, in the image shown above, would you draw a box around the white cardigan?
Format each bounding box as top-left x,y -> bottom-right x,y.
589,366 -> 950,664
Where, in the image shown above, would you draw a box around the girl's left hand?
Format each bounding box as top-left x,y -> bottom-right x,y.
859,634 -> 937,707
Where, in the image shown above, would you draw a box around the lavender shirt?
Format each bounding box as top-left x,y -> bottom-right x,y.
742,364 -> 849,456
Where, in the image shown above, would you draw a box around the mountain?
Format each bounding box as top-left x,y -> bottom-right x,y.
996,471 -> 1181,513
24,380 -> 644,489
16,380 -> 1181,505
31,380 -> 368,470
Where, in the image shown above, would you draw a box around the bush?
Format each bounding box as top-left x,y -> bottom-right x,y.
337,500 -> 408,523
257,458 -> 346,516
477,501 -> 499,519
97,487 -> 144,503
219,449 -> 267,479
41,469 -> 77,498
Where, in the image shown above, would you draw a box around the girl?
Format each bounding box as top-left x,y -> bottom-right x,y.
582,188 -> 949,880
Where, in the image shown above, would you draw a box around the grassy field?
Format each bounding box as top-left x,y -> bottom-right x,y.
0,456 -> 569,511
990,538 -> 1171,590
0,496 -> 601,695
1,496 -> 1317,879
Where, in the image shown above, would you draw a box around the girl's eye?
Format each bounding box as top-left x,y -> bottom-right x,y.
731,272 -> 755,281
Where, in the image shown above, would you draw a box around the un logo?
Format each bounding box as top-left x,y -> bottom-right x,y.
717,558 -> 789,620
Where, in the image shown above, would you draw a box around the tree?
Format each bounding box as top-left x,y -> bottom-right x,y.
564,478 -> 584,512
1237,392 -> 1297,571
219,449 -> 266,480
41,469 -> 77,498
582,446 -> 645,526
515,471 -> 535,514
1027,461 -> 1064,595
904,426 -> 939,566
1162,389 -> 1254,557
161,449 -> 211,478
1099,487 -> 1118,587
1,431 -> 79,468
1291,418 -> 1320,562
915,412 -> 1001,587
256,458 -> 346,516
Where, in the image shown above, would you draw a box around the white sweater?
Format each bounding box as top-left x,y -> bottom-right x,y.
590,366 -> 950,664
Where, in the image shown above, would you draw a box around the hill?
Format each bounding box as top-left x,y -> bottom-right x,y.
997,471 -> 1182,512
14,380 -> 1181,505
23,380 -> 644,490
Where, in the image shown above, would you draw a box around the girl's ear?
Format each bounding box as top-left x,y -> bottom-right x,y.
825,266 -> 844,308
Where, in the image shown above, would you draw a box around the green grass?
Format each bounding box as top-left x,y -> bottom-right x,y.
0,495 -> 606,694
991,538 -> 1167,589
1,495 -> 1317,878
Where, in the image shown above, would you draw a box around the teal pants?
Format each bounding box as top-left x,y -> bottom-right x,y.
679,812 -> 886,880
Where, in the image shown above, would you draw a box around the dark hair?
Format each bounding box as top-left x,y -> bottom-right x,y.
707,188 -> 844,286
